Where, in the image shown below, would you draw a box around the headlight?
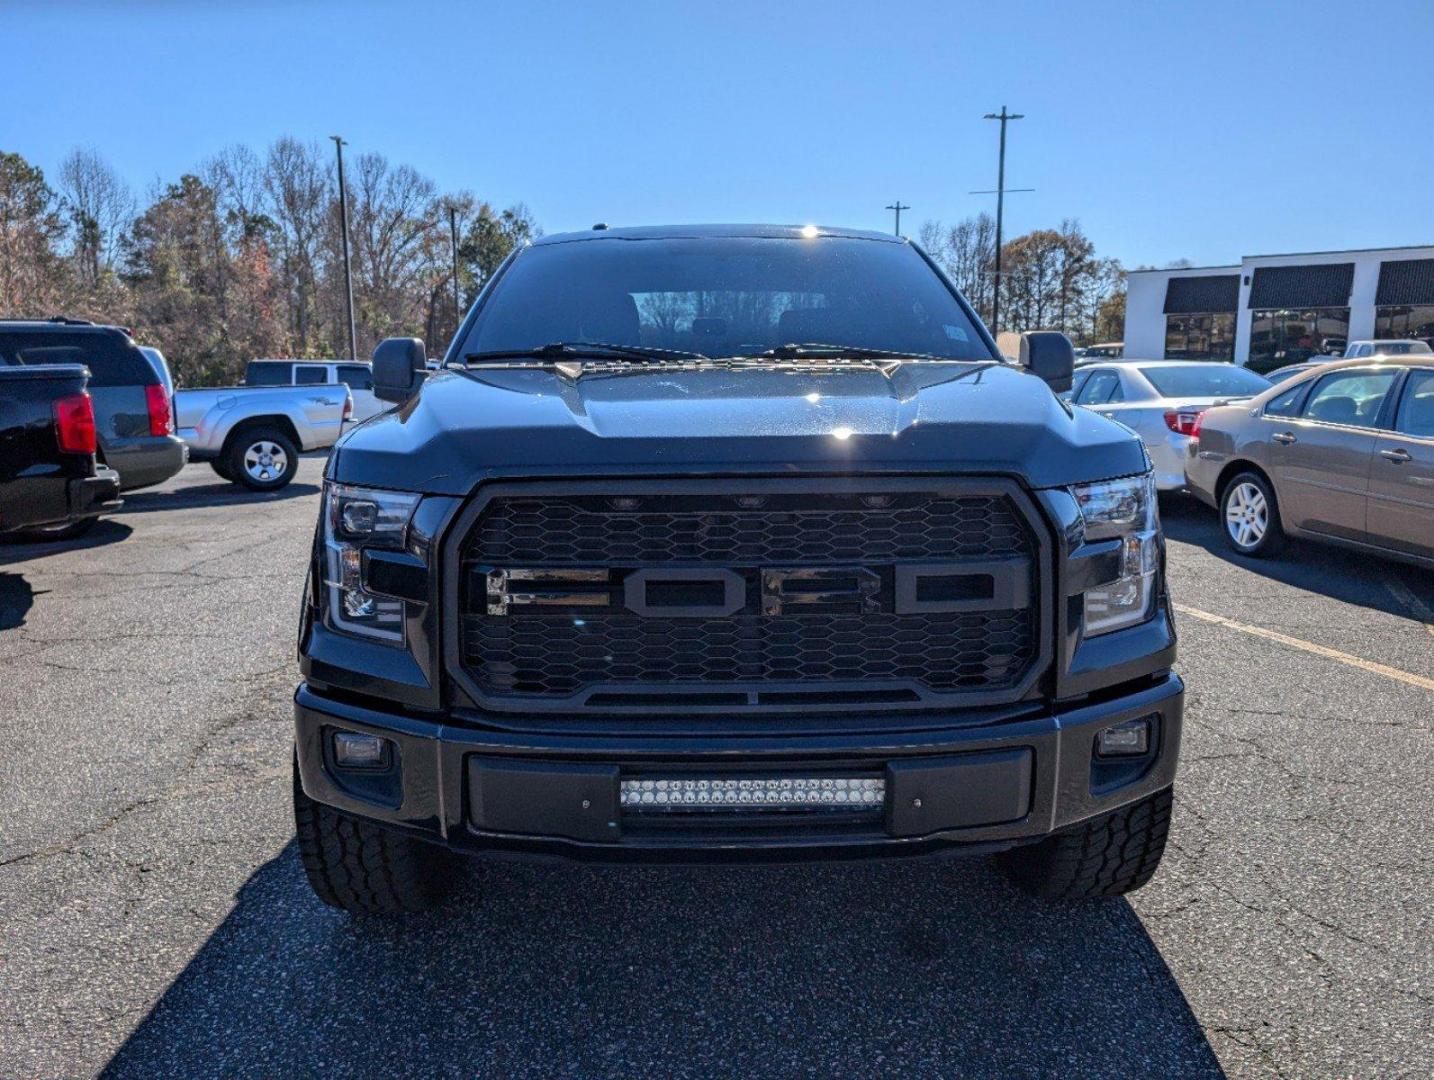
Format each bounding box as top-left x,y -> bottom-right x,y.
1071,472 -> 1159,636
322,482 -> 420,643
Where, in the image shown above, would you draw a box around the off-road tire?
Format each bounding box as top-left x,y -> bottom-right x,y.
998,786 -> 1173,899
210,458 -> 234,481
1219,470 -> 1286,558
293,760 -> 452,914
225,426 -> 299,491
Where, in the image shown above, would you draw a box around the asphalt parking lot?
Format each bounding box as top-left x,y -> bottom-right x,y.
1,460 -> 1431,1079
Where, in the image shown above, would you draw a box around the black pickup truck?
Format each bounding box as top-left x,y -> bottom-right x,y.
292,225 -> 1181,914
0,364 -> 121,537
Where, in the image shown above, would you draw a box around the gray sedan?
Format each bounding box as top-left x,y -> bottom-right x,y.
1065,361 -> 1272,490
1185,357 -> 1434,566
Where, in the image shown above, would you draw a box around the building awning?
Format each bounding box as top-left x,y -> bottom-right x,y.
1247,264 -> 1354,309
1163,275 -> 1240,314
1375,259 -> 1434,306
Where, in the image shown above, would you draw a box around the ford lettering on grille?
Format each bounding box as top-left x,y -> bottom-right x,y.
484,562 -> 1029,618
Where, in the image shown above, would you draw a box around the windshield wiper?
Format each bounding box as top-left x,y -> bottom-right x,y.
464,341 -> 709,365
743,342 -> 946,361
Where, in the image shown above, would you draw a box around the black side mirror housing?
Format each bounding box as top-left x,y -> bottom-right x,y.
1018,331 -> 1074,394
373,337 -> 427,404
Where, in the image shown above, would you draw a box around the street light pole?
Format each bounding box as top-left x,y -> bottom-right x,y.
448,204 -> 461,336
330,135 -> 358,362
884,200 -> 910,238
980,107 -> 1025,335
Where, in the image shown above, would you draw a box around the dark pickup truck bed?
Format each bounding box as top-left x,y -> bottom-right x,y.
0,364 -> 122,535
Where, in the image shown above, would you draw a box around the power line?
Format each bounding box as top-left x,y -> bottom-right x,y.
884,200 -> 911,237
974,107 -> 1030,335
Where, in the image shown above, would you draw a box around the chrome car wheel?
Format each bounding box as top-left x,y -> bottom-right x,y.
1225,481 -> 1267,547
243,440 -> 289,484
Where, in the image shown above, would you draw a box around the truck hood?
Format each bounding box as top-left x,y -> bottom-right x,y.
331,361 -> 1147,494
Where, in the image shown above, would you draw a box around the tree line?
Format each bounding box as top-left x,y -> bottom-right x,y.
919,213 -> 1126,344
0,142 -> 538,386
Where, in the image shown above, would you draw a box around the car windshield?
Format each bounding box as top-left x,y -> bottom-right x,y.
456,235 -> 994,362
1138,364 -> 1271,398
1376,341 -> 1431,355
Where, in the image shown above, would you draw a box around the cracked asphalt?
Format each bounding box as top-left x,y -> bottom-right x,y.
1,463 -> 1430,1078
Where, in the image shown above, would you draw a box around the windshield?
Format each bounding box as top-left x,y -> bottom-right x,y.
456,235 -> 993,362
1138,364 -> 1271,398
1375,341 -> 1431,355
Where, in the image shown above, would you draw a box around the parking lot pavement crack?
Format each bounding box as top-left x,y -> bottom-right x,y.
0,796 -> 160,870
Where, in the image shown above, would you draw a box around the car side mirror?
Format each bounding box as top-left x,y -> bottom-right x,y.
373,337 -> 427,404
1018,331 -> 1074,393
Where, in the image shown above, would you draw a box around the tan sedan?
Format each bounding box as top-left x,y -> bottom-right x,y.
1184,356 -> 1434,566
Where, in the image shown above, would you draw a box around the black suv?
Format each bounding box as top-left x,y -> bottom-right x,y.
0,320 -> 186,502
293,225 -> 1181,914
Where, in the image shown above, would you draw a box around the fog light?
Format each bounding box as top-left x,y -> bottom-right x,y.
620,775 -> 884,812
333,731 -> 389,768
1095,718 -> 1151,758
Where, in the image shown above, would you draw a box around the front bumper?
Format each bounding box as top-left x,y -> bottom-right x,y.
294,673 -> 1183,863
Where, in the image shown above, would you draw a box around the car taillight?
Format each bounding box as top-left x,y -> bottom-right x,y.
1189,410 -> 1206,440
342,393 -> 353,421
1163,409 -> 1203,437
54,392 -> 97,455
145,383 -> 173,436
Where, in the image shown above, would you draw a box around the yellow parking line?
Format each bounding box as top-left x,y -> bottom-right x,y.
1173,603 -> 1434,693
1383,577 -> 1434,640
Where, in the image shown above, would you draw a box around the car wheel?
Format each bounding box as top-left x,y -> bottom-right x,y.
1220,471 -> 1286,557
210,459 -> 234,481
293,758 -> 454,915
226,428 -> 299,491
997,787 -> 1172,899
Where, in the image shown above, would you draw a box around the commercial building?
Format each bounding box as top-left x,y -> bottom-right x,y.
1124,245 -> 1434,370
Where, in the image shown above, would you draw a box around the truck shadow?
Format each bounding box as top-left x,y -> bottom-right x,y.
117,481 -> 321,515
0,518 -> 133,563
102,845 -> 1224,1079
1159,493 -> 1434,620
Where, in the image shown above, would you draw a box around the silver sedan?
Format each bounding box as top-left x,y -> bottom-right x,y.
1065,361 -> 1273,490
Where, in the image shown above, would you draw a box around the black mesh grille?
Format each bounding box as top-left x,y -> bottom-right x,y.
471,493 -> 1030,564
457,485 -> 1042,708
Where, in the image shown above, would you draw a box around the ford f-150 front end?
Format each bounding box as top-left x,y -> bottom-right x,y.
292,225 -> 1181,914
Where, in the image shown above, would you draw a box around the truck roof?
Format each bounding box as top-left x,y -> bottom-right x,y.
534,223 -> 904,246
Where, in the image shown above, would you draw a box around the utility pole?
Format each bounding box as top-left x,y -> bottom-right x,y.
330,135 -> 358,362
974,107 -> 1031,335
448,204 -> 461,336
885,200 -> 910,238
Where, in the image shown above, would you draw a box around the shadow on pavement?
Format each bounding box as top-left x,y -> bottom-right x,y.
0,518 -> 133,563
1159,493 -> 1434,619
103,845 -> 1223,1079
117,481 -> 321,514
0,572 -> 36,629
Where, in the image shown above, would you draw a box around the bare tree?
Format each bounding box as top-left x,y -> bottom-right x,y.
57,147 -> 134,285
919,213 -> 996,324
263,137 -> 331,350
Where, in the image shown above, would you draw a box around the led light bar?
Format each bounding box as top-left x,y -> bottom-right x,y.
619,775 -> 885,813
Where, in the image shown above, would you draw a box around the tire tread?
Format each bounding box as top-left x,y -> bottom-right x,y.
292,761 -> 449,914
998,787 -> 1173,899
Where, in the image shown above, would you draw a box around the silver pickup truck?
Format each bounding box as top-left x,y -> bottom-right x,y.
174,383 -> 351,490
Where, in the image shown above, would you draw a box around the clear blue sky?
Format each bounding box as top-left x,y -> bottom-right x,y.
4,0 -> 1431,269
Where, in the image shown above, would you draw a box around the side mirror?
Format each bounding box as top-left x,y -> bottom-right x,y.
373,337 -> 427,404
1018,331 -> 1074,393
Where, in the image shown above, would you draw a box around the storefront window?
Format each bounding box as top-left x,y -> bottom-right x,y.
1374,305 -> 1434,348
1164,313 -> 1235,360
1247,308 -> 1350,373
